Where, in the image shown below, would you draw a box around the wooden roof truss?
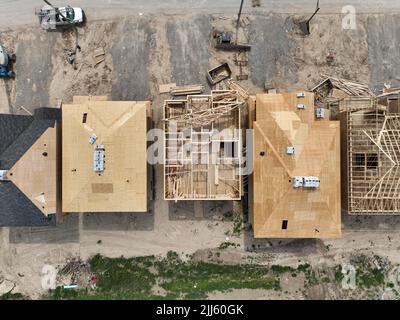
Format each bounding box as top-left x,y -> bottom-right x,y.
348,107 -> 400,214
163,91 -> 243,200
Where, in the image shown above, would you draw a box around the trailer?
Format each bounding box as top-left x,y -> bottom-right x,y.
207,63 -> 232,86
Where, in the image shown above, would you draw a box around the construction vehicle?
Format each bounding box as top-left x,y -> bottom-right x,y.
213,31 -> 251,51
36,2 -> 84,30
0,44 -> 16,78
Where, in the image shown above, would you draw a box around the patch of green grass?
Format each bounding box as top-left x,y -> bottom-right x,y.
334,265 -> 343,283
47,253 -> 280,300
224,212 -> 244,237
48,254 -> 158,300
270,265 -> 297,274
0,292 -> 26,300
158,259 -> 280,299
357,268 -> 385,289
232,216 -> 243,236
270,263 -> 318,287
218,241 -> 240,250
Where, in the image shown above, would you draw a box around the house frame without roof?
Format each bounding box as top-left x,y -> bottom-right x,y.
340,95 -> 400,214
163,90 -> 243,200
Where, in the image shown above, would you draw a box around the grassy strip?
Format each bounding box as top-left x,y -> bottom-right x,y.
48,252 -> 279,300
0,292 -> 27,300
46,253 -> 392,300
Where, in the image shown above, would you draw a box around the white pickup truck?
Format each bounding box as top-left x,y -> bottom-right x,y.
37,5 -> 85,29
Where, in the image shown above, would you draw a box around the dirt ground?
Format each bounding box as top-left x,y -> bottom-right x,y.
1,11 -> 400,299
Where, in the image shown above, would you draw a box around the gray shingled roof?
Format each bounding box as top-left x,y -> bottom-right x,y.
0,182 -> 55,226
0,108 -> 60,227
0,114 -> 33,157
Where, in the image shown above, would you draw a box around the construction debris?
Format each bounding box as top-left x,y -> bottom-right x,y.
64,48 -> 76,65
57,258 -> 93,289
313,75 -> 375,114
313,75 -> 374,97
233,52 -> 249,81
159,83 -> 177,94
170,84 -> 204,96
207,63 -> 232,85
233,52 -> 248,67
93,47 -> 105,65
213,31 -> 251,51
240,16 -> 251,27
326,51 -> 335,65
225,79 -> 249,101
236,64 -> 248,81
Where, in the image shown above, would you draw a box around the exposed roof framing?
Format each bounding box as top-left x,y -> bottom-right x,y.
163,90 -> 243,200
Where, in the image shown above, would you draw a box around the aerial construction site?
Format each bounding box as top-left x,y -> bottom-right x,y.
1,0 -> 400,304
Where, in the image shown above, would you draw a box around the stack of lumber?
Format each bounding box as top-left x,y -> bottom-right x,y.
319,74 -> 375,97
212,90 -> 238,102
226,79 -> 249,101
170,85 -> 204,96
93,47 -> 105,65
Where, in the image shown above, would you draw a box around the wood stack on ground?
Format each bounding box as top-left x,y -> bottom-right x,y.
159,83 -> 177,94
58,258 -> 92,288
313,74 -> 375,98
312,75 -> 375,115
170,84 -> 204,96
226,79 -> 249,101
93,47 -> 105,66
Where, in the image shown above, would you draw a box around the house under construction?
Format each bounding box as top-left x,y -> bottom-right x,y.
312,75 -> 400,214
249,92 -> 341,238
163,90 -> 243,200
62,96 -> 151,213
341,97 -> 400,214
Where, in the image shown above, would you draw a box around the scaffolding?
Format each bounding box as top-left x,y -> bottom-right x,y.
346,98 -> 400,214
163,90 -> 243,200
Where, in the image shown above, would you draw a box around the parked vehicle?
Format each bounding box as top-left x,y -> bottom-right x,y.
36,5 -> 85,29
0,44 -> 16,78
